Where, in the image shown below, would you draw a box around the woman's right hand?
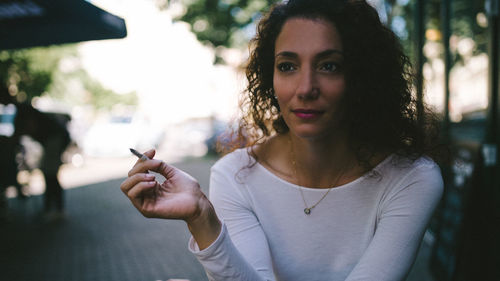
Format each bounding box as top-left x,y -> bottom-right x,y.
120,149 -> 221,248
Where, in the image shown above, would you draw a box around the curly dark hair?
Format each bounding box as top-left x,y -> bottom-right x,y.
222,0 -> 440,169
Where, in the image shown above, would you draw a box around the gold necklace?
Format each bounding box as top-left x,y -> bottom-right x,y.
289,137 -> 346,215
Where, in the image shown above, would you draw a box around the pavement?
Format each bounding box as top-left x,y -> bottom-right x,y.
0,155 -> 436,281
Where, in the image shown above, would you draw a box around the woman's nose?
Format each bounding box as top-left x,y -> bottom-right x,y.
296,68 -> 319,100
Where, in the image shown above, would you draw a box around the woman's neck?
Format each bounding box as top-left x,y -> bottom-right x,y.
287,132 -> 359,188
255,132 -> 365,189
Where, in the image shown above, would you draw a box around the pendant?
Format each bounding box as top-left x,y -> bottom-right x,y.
304,208 -> 311,215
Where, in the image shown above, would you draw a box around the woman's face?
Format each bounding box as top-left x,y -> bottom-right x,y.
273,17 -> 345,140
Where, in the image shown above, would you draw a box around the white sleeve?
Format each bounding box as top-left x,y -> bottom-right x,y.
189,163 -> 275,281
345,163 -> 443,281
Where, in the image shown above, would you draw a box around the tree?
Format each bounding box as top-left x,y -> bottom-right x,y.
170,0 -> 487,66
0,49 -> 54,103
168,0 -> 279,49
0,46 -> 137,110
383,0 -> 488,64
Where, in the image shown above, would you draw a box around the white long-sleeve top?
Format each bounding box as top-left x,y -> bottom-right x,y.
189,148 -> 443,281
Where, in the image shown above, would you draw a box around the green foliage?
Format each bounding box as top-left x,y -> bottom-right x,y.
171,0 -> 487,68
0,45 -> 137,110
0,48 -> 59,102
383,0 -> 488,68
449,0 -> 488,56
82,75 -> 138,110
171,0 -> 280,48
423,0 -> 488,56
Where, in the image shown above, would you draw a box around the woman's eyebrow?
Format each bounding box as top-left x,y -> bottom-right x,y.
275,49 -> 344,59
275,51 -> 297,59
316,49 -> 344,59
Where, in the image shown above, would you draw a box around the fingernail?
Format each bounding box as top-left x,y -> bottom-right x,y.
148,181 -> 156,185
145,174 -> 155,180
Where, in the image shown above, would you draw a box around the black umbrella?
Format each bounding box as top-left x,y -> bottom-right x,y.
0,0 -> 127,50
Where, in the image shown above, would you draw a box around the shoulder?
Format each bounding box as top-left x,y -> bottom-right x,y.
405,156 -> 441,180
372,155 -> 444,216
381,155 -> 444,197
211,148 -> 255,174
379,154 -> 441,177
209,148 -> 258,207
210,148 -> 259,187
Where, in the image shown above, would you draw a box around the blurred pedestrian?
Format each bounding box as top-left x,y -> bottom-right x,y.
13,103 -> 70,215
0,83 -> 12,105
0,135 -> 23,221
0,86 -> 24,221
121,0 -> 444,280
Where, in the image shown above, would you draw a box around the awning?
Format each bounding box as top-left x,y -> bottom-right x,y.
0,0 -> 127,50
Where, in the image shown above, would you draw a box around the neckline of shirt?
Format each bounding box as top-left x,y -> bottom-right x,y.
244,149 -> 395,192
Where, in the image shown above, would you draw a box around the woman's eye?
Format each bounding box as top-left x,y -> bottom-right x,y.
319,62 -> 339,72
277,62 -> 296,72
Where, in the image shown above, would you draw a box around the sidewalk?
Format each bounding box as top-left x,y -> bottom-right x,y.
1,158 -> 216,281
1,156 -> 436,281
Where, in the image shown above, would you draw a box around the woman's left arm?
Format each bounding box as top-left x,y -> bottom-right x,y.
345,163 -> 444,281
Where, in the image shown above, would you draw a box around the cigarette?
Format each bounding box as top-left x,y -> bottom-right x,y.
129,148 -> 166,184
130,148 -> 150,161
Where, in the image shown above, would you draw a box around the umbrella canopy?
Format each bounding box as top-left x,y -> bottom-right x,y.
0,0 -> 127,50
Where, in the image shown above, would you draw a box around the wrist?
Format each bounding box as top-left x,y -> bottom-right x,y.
186,197 -> 221,250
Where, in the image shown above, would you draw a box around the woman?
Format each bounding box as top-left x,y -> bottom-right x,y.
121,0 -> 443,280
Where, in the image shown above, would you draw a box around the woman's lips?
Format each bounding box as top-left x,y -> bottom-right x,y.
292,109 -> 324,119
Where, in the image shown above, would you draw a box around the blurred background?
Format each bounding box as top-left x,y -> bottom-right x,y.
0,0 -> 498,280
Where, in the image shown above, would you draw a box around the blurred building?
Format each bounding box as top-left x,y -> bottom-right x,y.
377,0 -> 499,280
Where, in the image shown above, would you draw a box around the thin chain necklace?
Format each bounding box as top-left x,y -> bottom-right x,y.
289,136 -> 346,215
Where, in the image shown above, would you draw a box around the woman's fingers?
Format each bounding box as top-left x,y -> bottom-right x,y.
127,180 -> 157,200
128,158 -> 164,178
144,149 -> 155,159
120,173 -> 155,194
127,149 -> 186,187
130,148 -> 157,170
129,158 -> 181,188
120,173 -> 158,214
154,160 -> 177,179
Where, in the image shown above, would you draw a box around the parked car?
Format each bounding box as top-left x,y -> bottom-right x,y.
82,113 -> 165,157
0,103 -> 16,137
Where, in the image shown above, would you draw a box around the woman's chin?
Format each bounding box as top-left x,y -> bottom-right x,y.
290,127 -> 330,140
288,123 -> 343,141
